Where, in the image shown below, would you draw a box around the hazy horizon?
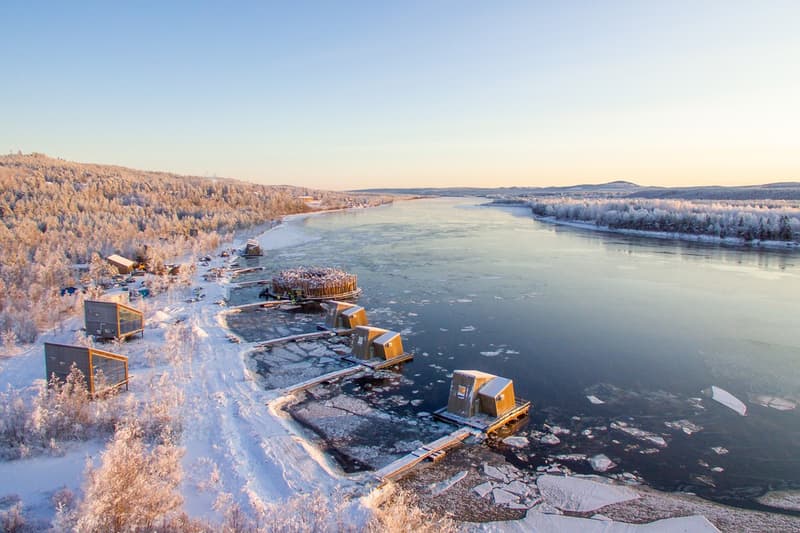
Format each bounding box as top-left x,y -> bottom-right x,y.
2,1 -> 798,189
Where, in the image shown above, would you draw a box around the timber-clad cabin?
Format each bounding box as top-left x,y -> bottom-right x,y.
84,300 -> 144,340
106,253 -> 136,275
435,370 -> 530,433
347,325 -> 414,369
44,342 -> 129,395
324,301 -> 368,330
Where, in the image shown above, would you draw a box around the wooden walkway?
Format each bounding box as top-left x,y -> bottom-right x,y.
256,330 -> 336,348
282,366 -> 362,395
226,300 -> 293,312
375,427 -> 475,481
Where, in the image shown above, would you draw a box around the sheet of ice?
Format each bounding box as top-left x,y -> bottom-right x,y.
587,395 -> 605,405
537,475 -> 639,512
461,325 -> 476,332
749,395 -> 797,411
664,419 -> 703,435
707,386 -> 747,416
471,513 -> 719,532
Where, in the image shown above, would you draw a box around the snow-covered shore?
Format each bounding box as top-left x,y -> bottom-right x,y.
532,215 -> 800,251
2,208 -> 799,530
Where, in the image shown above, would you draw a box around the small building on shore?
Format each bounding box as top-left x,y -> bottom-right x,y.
107,254 -> 136,275
243,239 -> 263,257
84,300 -> 144,340
44,342 -> 129,395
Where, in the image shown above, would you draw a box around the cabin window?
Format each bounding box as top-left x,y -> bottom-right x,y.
457,385 -> 467,399
497,394 -> 504,401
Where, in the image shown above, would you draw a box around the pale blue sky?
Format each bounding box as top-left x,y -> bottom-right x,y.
2,1 -> 799,189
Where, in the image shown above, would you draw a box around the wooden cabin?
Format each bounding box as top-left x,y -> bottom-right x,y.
243,239 -> 262,257
107,254 -> 136,275
44,342 -> 129,395
324,301 -> 368,330
84,300 -> 144,340
351,326 -> 389,360
447,370 -> 516,418
372,331 -> 404,360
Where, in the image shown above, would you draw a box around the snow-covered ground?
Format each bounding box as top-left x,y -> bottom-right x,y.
1,210 -> 797,531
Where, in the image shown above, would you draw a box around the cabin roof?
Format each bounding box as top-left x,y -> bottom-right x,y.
107,254 -> 135,267
453,369 -> 496,381
479,376 -> 512,398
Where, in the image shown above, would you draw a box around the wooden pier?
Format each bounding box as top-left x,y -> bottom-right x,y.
433,398 -> 531,433
282,366 -> 362,395
226,300 -> 293,312
375,427 -> 475,481
343,352 -> 415,370
256,330 -> 336,348
229,266 -> 265,277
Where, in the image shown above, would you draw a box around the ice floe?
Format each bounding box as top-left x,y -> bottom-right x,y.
589,454 -> 617,473
664,419 -> 703,435
705,386 -> 747,416
586,395 -> 605,405
749,394 -> 797,411
536,474 -> 639,512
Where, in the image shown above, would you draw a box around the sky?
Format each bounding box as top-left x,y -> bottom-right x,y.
1,1 -> 799,190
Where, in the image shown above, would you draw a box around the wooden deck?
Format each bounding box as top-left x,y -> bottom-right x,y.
433,398 -> 531,433
375,427 -> 476,481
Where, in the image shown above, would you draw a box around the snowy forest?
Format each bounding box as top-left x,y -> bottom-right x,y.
0,153 -> 391,344
526,197 -> 800,244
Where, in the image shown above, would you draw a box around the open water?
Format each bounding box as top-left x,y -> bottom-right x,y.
229,197 -> 800,508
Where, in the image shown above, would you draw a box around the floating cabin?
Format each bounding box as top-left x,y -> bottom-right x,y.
434,370 -> 530,433
106,254 -> 136,275
243,239 -> 263,257
347,325 -> 413,369
44,342 -> 129,395
84,300 -> 144,340
324,301 -> 368,331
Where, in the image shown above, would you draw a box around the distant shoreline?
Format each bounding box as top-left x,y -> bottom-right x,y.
531,214 -> 800,251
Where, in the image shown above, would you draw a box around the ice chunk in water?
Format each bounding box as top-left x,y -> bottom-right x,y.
749,395 -> 797,411
586,395 -> 605,405
705,386 -> 747,416
589,454 -> 616,472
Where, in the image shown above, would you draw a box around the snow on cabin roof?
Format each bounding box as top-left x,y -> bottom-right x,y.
479,376 -> 512,398
453,369 -> 496,381
107,254 -> 135,267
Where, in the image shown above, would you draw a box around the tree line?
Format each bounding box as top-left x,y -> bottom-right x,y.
0,153 -> 391,343
526,197 -> 800,243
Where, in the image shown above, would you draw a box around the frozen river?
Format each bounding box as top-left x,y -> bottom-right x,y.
230,197 -> 800,508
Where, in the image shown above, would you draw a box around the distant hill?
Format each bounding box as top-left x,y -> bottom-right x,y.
357,180 -> 800,200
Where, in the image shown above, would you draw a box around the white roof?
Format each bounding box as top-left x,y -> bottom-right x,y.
453,369 -> 496,380
107,254 -> 135,267
479,376 -> 512,398
373,331 -> 400,345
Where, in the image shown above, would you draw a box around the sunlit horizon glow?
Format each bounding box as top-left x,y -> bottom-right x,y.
1,1 -> 799,190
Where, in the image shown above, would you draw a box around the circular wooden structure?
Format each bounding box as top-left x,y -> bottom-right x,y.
271,267 -> 360,300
